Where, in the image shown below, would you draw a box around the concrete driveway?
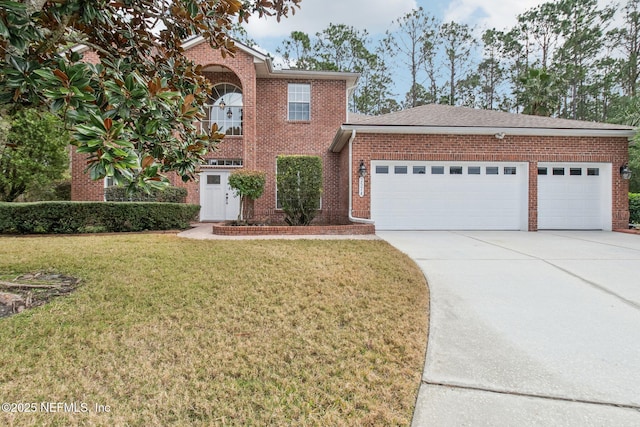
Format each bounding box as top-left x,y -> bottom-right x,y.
378,231 -> 640,426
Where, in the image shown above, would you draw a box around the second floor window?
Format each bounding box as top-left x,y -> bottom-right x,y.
288,83 -> 310,121
207,83 -> 243,136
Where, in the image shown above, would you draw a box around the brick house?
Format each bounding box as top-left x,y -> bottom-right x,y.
71,39 -> 636,231
71,38 -> 358,224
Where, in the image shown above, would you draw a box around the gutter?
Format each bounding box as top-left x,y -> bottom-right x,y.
340,124 -> 636,138
331,124 -> 636,153
348,129 -> 375,225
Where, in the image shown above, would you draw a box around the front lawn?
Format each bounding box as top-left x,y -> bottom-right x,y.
0,235 -> 428,426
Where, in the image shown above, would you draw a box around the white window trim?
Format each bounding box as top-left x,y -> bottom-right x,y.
287,83 -> 311,121
206,82 -> 243,136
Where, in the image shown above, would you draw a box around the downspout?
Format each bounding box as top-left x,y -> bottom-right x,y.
345,83 -> 357,127
348,129 -> 375,224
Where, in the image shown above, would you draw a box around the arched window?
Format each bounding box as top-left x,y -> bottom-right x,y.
207,83 -> 243,136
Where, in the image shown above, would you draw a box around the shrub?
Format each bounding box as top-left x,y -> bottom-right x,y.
629,145 -> 640,193
228,170 -> 266,221
104,186 -> 187,203
0,202 -> 200,234
630,193 -> 640,224
19,179 -> 71,202
276,155 -> 322,226
54,180 -> 72,201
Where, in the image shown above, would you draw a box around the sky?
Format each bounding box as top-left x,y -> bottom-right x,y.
242,0 -> 597,54
241,0 -> 619,100
246,0 -> 564,53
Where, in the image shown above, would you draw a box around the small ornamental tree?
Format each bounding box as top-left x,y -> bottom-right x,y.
276,155 -> 322,226
228,169 -> 266,222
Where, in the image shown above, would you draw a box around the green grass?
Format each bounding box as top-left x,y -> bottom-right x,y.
0,235 -> 428,426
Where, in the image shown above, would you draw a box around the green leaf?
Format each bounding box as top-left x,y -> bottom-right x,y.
0,0 -> 27,12
51,98 -> 65,112
0,18 -> 9,38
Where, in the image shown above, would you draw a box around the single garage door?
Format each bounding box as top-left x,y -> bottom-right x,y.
371,161 -> 528,230
537,162 -> 612,230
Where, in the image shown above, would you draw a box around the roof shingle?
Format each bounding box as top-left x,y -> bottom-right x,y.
347,104 -> 635,131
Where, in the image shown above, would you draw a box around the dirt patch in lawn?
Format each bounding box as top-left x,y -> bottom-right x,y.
0,272 -> 81,318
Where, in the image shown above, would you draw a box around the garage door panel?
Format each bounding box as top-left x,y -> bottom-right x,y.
537,162 -> 611,230
371,161 -> 527,230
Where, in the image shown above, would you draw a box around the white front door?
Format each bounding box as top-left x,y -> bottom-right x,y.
199,170 -> 240,221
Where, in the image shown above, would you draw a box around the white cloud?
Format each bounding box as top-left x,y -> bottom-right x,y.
444,0 -> 547,30
443,0 -> 620,32
245,0 -> 418,39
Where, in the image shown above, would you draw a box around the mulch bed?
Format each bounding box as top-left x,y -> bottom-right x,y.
0,272 -> 81,318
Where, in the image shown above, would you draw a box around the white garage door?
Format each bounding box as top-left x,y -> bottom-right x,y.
371,161 -> 528,230
537,163 -> 612,230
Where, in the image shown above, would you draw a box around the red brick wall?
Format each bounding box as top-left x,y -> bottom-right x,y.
528,161 -> 538,231
183,41 -> 257,172
71,50 -> 104,201
70,146 -> 105,201
71,41 -> 351,224
338,142 -> 351,221
211,222 -> 374,235
350,133 -> 630,230
253,78 -> 347,223
178,43 -> 259,205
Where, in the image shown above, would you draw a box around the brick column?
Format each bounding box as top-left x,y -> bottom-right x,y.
528,160 -> 538,231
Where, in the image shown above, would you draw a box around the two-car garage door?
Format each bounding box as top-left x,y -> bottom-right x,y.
370,161 -> 611,231
371,161 -> 529,230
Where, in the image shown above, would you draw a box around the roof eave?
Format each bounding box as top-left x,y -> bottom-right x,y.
344,124 -> 636,138
330,128 -> 350,152
181,36 -> 269,61
330,124 -> 636,153
268,69 -> 359,86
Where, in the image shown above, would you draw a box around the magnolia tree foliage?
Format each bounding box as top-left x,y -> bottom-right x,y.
0,0 -> 300,188
228,169 -> 266,221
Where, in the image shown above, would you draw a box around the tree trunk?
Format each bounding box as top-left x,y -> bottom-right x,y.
243,198 -> 255,222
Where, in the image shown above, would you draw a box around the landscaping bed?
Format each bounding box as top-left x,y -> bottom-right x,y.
212,222 -> 375,236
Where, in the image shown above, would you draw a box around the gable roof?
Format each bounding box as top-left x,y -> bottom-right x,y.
183,36 -> 359,85
74,36 -> 359,86
331,104 -> 636,152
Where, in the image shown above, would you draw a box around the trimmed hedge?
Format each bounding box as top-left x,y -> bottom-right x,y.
276,155 -> 322,226
104,186 -> 187,203
0,202 -> 200,234
630,193 -> 640,224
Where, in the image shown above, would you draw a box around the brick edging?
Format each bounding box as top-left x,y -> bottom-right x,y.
211,222 -> 375,236
614,229 -> 640,235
